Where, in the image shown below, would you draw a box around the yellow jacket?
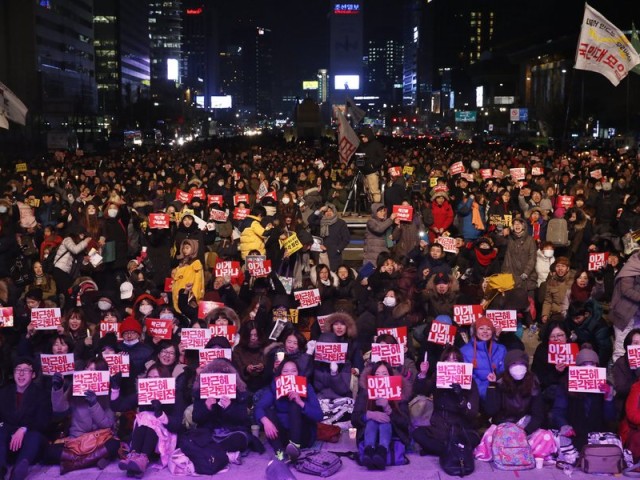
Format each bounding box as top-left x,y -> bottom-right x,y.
239,215 -> 267,259
171,259 -> 205,313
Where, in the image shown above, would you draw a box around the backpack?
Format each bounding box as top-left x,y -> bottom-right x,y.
546,218 -> 570,247
358,438 -> 409,466
294,451 -> 342,477
177,428 -> 229,475
439,425 -> 475,477
491,423 -> 535,471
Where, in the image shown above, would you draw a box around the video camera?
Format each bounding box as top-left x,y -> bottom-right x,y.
354,152 -> 366,168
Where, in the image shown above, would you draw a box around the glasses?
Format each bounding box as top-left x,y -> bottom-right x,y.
550,334 -> 567,341
160,350 -> 176,357
14,368 -> 33,375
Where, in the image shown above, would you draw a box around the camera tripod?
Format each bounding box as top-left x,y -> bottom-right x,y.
342,168 -> 372,215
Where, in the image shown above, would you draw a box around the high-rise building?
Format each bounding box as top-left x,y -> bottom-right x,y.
149,0 -> 183,90
402,0 -> 422,110
317,69 -> 329,103
366,38 -> 404,105
329,1 -> 363,101
0,0 -> 97,125
94,0 -> 150,117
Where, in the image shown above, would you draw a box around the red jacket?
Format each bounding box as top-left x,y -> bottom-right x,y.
431,201 -> 454,232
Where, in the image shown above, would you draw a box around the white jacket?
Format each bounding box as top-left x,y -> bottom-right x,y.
535,249 -> 555,287
54,237 -> 91,274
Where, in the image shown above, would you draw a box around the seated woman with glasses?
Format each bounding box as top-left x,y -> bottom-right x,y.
144,340 -> 185,378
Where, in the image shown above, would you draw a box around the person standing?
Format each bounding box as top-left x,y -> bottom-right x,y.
358,127 -> 384,203
307,203 -> 351,271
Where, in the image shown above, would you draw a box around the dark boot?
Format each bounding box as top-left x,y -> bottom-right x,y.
361,446 -> 376,470
372,445 -> 387,470
60,446 -> 110,474
126,452 -> 149,478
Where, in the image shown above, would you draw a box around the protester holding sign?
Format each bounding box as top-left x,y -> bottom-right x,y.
460,317 -> 506,399
352,360 -> 410,470
254,358 -> 323,462
171,239 -> 204,314
412,346 -> 480,456
239,205 -> 273,260
312,332 -> 353,400
612,329 -> 640,415
231,320 -> 268,393
323,312 -> 364,373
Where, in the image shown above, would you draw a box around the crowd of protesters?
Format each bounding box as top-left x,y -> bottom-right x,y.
0,130 -> 639,478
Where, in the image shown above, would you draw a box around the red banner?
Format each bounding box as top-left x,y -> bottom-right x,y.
366,375 -> 402,400
190,188 -> 206,199
314,343 -> 347,363
145,318 -> 173,340
454,305 -> 483,326
208,325 -> 236,344
99,320 -> 122,340
0,307 -> 14,327
215,261 -> 241,279
197,301 -> 225,320
164,277 -> 174,292
72,371 -> 110,396
103,353 -> 130,377
427,322 -> 457,345
180,328 -> 210,350
246,255 -> 271,277
275,375 -> 307,399
628,345 -> 640,369
449,161 -> 465,175
148,213 -> 170,229
376,326 -> 408,346
294,289 -> 321,309
480,169 -> 493,179
510,168 -> 526,181
233,194 -> 250,206
209,209 -> 228,222
233,207 -> 250,220
41,353 -> 75,376
547,343 -> 579,365
568,366 -> 607,393
486,309 -> 517,331
588,252 -> 608,271
370,343 -> 404,367
31,308 -> 61,330
392,205 -> 414,222
436,362 -> 473,390
388,166 -> 402,177
435,236 -> 457,253
199,348 -> 232,367
208,194 -> 224,206
138,377 -> 176,404
200,373 -> 237,399
175,189 -> 192,203
590,169 -> 603,179
557,195 -> 575,209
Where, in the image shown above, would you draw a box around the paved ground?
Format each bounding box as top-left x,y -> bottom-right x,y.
22,429 -> 601,480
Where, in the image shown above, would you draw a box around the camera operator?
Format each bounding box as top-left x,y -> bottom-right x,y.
357,127 -> 384,203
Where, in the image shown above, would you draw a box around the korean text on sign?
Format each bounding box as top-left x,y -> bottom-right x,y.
392,205 -> 413,222
454,305 -> 483,326
370,343 -> 404,367
366,375 -> 402,400
199,348 -> 232,367
588,252 -> 608,271
436,362 -> 473,390
427,322 -> 457,346
567,366 -> 607,393
200,373 -> 237,399
100,320 -> 122,340
103,353 -> 130,377
294,289 -> 321,309
73,371 -> 110,396
180,328 -> 210,350
209,325 -> 236,344
41,354 -> 75,376
435,236 -> 457,253
547,343 -> 578,365
486,310 -> 517,332
145,318 -> 173,340
376,326 -> 408,346
215,261 -> 241,279
628,345 -> 640,369
138,377 -> 176,405
0,307 -> 14,327
31,308 -> 61,330
314,343 -> 347,363
275,375 -> 307,400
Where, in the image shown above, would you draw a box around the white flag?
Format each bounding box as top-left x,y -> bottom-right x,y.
335,108 -> 360,164
345,95 -> 366,125
574,4 -> 640,86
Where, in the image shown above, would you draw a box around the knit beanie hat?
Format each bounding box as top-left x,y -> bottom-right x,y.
576,347 -> 599,366
119,316 -> 142,335
505,349 -> 529,369
475,316 -> 495,333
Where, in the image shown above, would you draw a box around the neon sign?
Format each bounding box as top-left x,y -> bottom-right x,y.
186,7 -> 203,15
334,3 -> 360,14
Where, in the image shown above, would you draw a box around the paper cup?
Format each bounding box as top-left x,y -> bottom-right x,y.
251,425 -> 260,437
535,457 -> 544,469
276,351 -> 285,362
348,428 -> 357,440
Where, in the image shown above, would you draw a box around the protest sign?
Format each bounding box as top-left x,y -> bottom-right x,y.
294,288 -> 321,309
486,310 -> 517,332
436,362 -> 473,390
275,375 -> 307,399
31,308 -> 61,330
0,307 -> 14,327
392,205 -> 414,222
138,377 -> 176,405
180,328 -> 210,350
370,343 -> 404,367
148,213 -> 170,229
283,233 -> 303,255
366,375 -> 402,400
314,343 -> 348,363
547,343 -> 579,365
427,322 -> 457,345
103,353 -> 130,377
567,366 -> 607,393
200,373 -> 237,399
453,305 -> 483,326
197,301 -> 225,320
73,371 -> 110,396
145,318 -> 173,340
41,354 -> 75,376
209,324 -> 236,344
376,326 -> 408,346
199,348 -> 233,367
588,252 -> 608,271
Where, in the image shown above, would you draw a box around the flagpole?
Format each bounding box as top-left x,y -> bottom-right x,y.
562,68 -> 577,150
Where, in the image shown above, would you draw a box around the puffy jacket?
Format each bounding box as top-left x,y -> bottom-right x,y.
363,203 -> 394,266
461,339 -> 506,399
53,236 -> 92,274
541,270 -> 576,318
239,215 -> 267,259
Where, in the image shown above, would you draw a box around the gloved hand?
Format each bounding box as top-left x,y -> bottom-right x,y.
520,273 -> 528,281
110,372 -> 122,390
52,373 -> 64,391
330,362 -> 338,376
85,390 -> 98,406
451,383 -> 463,396
599,382 -> 615,401
306,340 -> 317,356
151,399 -> 163,418
560,425 -> 576,437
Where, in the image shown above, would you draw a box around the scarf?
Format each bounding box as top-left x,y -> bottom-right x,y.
530,221 -> 541,241
320,206 -> 339,237
570,281 -> 592,303
471,201 -> 485,230
475,247 -> 497,267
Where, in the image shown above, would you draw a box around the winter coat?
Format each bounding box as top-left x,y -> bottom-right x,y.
531,342 -> 567,392
101,208 -> 130,270
53,236 -> 92,274
535,250 -> 554,287
307,212 -> 350,271
565,299 -> 612,368
363,203 -> 394,266
232,344 -> 268,392
313,361 -> 352,400
541,270 -> 576,318
502,229 -> 537,291
391,221 -> 420,259
239,215 -> 268,259
323,312 -> 364,372
457,197 -> 486,241
0,382 -> 51,432
610,252 -> 640,330
52,386 -> 115,437
171,259 -> 205,314
612,355 -> 635,415
430,201 -> 454,235
422,275 -> 460,321
173,219 -> 206,265
461,339 -> 506,399
485,375 -> 544,435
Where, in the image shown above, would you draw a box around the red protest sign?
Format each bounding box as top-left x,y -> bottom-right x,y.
190,188 -> 206,200
72,371 -> 110,396
148,213 -> 170,229
209,209 -> 228,222
590,169 -> 603,179
84,169 -> 96,177
145,318 -> 173,340
531,167 -> 544,176
509,168 -> 526,181
275,375 -> 307,399
366,375 -> 402,400
449,161 -> 465,175
199,348 -> 233,367
316,315 -> 330,331
233,194 -> 250,206
314,343 -> 348,363
494,169 -> 505,179
392,205 -> 414,222
40,354 -> 75,376
200,373 -> 237,399
370,343 -> 404,367
454,305 -> 483,326
486,310 -> 517,331
0,307 -> 14,327
246,255 -> 271,277
557,195 -> 575,209
103,353 -> 130,377
164,278 -> 174,292
628,345 -> 640,369
588,252 -> 608,271
197,301 -> 225,320
427,322 -> 457,345
138,377 -> 176,405
208,194 -> 224,206
480,169 -> 493,179
376,326 -> 408,346
208,324 -> 236,344
294,289 -> 321,309
435,236 -> 457,253
436,362 -> 473,390
547,343 -> 579,365
180,328 -> 210,350
233,207 -> 250,220
388,166 -> 402,177
263,191 -> 278,202
31,308 -> 61,330
568,366 -> 607,393
175,189 -> 192,203
99,320 -> 122,340
215,261 -> 241,279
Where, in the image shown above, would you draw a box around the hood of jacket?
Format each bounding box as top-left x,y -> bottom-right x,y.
323,311 -> 358,338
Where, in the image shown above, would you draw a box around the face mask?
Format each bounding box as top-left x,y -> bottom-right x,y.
107,209 -> 118,218
509,365 -> 527,381
218,181 -> 225,187
139,305 -> 153,316
48,182 -> 55,188
543,250 -> 554,258
123,339 -> 139,347
383,297 -> 397,308
321,279 -> 330,286
0,206 -> 7,213
159,313 -> 174,320
98,301 -> 112,311
282,197 -> 290,205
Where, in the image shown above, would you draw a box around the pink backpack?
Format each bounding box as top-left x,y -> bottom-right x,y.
491,423 -> 535,470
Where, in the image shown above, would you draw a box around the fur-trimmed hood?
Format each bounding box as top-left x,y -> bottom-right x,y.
310,268 -> 339,288
322,311 -> 357,338
196,358 -> 247,392
204,306 -> 239,327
